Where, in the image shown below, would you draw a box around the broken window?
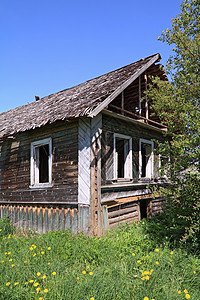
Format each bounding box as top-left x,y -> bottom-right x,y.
30,138 -> 52,187
114,133 -> 132,180
139,139 -> 154,179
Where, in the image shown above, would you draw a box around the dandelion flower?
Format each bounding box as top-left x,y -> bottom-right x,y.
11,264 -> 15,267
43,289 -> 48,293
48,262 -> 51,265
178,291 -> 181,294
36,287 -> 40,293
39,298 -> 43,300
144,297 -> 149,300
29,247 -> 33,251
8,252 -> 11,255
34,282 -> 39,287
6,282 -> 10,286
77,277 -> 80,280
24,261 -> 28,263
82,270 -> 86,274
41,251 -> 44,255
86,266 -> 90,269
90,298 -> 94,300
184,289 -> 188,294
33,253 -> 36,257
150,269 -> 154,273
47,247 -> 51,250
29,280 -> 34,283
42,275 -> 46,279
9,259 -> 12,262
14,282 -> 19,286
185,294 -> 190,299
37,272 -> 41,276
170,251 -> 173,255
155,261 -> 159,265
1,261 -> 4,263
145,276 -> 149,280
193,271 -> 196,274
89,272 -> 93,275
0,229 -> 2,231
137,260 -> 141,263
52,272 -> 56,275
155,249 -> 159,252
132,253 -> 135,256
142,277 -> 145,280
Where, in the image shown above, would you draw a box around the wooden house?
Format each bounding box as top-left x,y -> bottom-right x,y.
0,53 -> 168,235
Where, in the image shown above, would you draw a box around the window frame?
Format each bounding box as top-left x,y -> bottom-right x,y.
139,138 -> 154,179
113,133 -> 133,181
30,137 -> 53,188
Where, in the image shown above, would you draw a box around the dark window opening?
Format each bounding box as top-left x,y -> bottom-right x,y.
116,138 -> 125,178
39,144 -> 49,183
141,143 -> 152,178
140,199 -> 151,219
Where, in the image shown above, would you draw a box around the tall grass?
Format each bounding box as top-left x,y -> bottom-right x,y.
0,215 -> 199,300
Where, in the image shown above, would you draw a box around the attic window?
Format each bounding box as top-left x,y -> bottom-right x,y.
30,138 -> 52,188
113,133 -> 132,180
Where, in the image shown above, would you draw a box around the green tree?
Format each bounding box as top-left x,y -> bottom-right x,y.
147,0 -> 200,248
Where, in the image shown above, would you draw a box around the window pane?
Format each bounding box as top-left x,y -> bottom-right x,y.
116,138 -> 125,178
39,144 -> 49,183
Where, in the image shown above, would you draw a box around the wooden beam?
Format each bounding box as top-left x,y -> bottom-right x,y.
144,74 -> 149,120
139,76 -> 141,115
121,91 -> 124,115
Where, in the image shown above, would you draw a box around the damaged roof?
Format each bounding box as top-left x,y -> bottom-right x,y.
0,53 -> 162,138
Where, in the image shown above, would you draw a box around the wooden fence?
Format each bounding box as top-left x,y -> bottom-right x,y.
0,204 -> 89,234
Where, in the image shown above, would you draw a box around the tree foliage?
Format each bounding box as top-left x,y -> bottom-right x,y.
147,0 -> 200,248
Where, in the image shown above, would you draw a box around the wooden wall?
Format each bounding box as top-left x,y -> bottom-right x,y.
0,119 -> 79,205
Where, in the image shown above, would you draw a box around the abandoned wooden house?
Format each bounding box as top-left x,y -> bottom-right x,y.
0,53 -> 168,235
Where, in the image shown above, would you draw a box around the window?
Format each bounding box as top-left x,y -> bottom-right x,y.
113,133 -> 132,180
139,139 -> 154,179
30,138 -> 52,188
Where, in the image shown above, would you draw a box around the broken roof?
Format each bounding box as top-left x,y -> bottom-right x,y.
0,53 -> 162,138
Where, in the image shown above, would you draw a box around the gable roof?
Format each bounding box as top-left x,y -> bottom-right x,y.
0,53 -> 161,138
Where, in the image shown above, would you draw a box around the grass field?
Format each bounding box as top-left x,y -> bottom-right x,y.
0,214 -> 199,300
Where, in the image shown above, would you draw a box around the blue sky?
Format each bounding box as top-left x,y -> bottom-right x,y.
0,0 -> 182,113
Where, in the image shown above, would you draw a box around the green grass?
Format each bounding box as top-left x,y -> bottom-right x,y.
0,215 -> 199,300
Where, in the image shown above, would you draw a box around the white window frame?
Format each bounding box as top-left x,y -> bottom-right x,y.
113,133 -> 132,180
139,138 -> 154,179
30,138 -> 53,188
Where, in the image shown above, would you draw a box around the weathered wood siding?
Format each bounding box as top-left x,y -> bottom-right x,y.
0,120 -> 79,204
0,203 -> 89,233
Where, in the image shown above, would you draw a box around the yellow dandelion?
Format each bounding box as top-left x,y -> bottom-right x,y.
170,251 -> 173,255
89,272 -> 93,275
90,298 -> 94,300
178,291 -> 181,294
145,276 -> 150,280
11,264 -> 15,267
184,289 -> 188,294
42,275 -> 46,279
6,282 -> 10,286
37,272 -> 41,276
33,253 -> 36,257
47,247 -> 51,250
86,265 -> 90,269
14,282 -> 19,286
1,261 -> 4,263
155,248 -> 159,252
185,294 -> 190,299
150,269 -> 154,273
9,259 -> 13,262
0,229 -> 2,231
193,271 -> 196,274
8,252 -> 11,255
41,251 -> 44,254
144,297 -> 149,300
132,253 -> 135,256
77,277 -> 80,280
29,247 -> 33,251
142,277 -> 145,280
155,261 -> 159,265
34,282 -> 39,287
25,282 -> 28,285
52,272 -> 56,275
170,259 -> 172,262
82,270 -> 86,274
39,297 -> 43,300
29,280 -> 34,283
36,287 -> 40,293
24,261 -> 28,263
137,260 -> 141,263
43,289 -> 48,293
48,262 -> 51,265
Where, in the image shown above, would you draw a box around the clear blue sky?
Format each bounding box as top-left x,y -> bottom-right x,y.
0,0 -> 182,113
